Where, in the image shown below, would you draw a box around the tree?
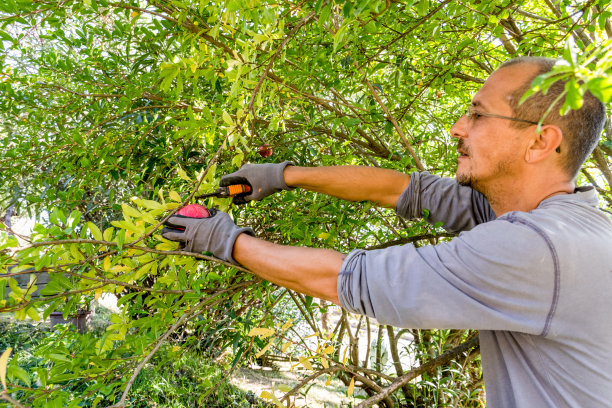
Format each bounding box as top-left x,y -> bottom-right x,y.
0,0 -> 610,406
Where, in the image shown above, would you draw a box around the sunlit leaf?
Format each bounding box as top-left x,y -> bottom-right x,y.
347,377 -> 355,397
0,348 -> 11,391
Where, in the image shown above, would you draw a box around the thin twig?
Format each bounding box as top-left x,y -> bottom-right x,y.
356,336 -> 480,408
0,391 -> 28,408
361,71 -> 425,171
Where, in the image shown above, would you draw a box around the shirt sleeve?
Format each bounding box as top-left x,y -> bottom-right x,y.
395,171 -> 496,232
337,216 -> 556,334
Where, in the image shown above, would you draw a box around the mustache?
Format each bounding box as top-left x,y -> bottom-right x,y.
457,139 -> 470,155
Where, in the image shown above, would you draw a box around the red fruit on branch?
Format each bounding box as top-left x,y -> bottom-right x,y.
176,204 -> 210,218
258,143 -> 273,158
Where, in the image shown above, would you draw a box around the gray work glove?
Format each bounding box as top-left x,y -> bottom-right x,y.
161,209 -> 254,265
220,161 -> 295,205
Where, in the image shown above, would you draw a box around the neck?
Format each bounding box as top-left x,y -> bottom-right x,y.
477,175 -> 574,216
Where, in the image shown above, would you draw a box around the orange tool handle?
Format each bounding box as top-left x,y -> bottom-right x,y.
227,184 -> 251,196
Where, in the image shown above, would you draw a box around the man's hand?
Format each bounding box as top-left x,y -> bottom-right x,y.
161,209 -> 254,265
220,161 -> 294,204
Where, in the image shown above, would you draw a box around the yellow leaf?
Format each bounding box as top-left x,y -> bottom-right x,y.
281,342 -> 291,353
133,263 -> 153,281
321,357 -> 329,368
248,327 -> 276,338
347,377 -> 355,397
69,244 -> 83,261
103,227 -> 114,241
277,383 -> 292,392
222,111 -> 235,126
103,256 -> 111,271
139,199 -> 163,210
318,232 -> 330,240
177,167 -> 191,181
14,309 -> 26,321
87,222 -> 103,241
122,203 -> 142,219
260,391 -> 273,400
281,319 -> 293,331
342,346 -> 349,365
255,339 -> 274,358
94,288 -> 102,300
325,376 -> 331,386
299,357 -> 313,371
155,241 -> 178,251
0,348 -> 11,391
323,345 -> 334,354
169,191 -> 182,202
172,346 -> 181,352
26,307 -> 40,321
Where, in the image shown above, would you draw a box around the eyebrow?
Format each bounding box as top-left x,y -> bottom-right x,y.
470,100 -> 488,111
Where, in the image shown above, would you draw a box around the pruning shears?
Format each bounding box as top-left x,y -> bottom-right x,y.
195,184 -> 252,199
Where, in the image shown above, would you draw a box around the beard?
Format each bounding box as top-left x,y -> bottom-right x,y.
456,139 -> 473,187
456,172 -> 472,187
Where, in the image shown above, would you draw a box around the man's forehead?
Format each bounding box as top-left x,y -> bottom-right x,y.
471,65 -> 533,111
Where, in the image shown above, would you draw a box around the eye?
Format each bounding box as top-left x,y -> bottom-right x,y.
469,109 -> 482,119
466,107 -> 482,120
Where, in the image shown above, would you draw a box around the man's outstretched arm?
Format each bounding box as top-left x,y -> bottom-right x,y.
283,165 -> 411,209
233,233 -> 343,304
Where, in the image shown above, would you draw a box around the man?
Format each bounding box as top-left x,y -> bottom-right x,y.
162,57 -> 612,407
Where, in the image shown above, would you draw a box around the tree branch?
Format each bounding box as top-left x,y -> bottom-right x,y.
356,336 -> 480,407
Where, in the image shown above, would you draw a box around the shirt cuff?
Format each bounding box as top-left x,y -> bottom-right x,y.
395,171 -> 427,219
337,249 -> 374,317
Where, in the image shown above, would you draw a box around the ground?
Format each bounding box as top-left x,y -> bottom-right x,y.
230,364 -> 364,407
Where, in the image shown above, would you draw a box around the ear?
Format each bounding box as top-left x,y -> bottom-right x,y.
524,124 -> 563,164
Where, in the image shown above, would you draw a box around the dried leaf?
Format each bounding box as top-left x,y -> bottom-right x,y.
248,327 -> 276,338
0,348 -> 12,391
347,377 -> 355,397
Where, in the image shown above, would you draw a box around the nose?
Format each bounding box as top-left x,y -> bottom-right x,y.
450,114 -> 468,140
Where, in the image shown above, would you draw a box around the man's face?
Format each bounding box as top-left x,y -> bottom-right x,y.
449,64 -> 538,194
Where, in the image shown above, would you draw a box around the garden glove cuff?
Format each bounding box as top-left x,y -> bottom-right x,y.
161,209 -> 254,265
220,161 -> 295,204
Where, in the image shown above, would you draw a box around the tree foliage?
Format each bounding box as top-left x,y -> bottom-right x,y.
0,0 -> 611,406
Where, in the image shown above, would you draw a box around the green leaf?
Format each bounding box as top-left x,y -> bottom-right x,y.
222,111 -> 235,126
177,167 -> 191,182
7,278 -> 23,296
103,227 -> 114,242
87,222 -> 103,241
133,262 -> 154,280
139,199 -> 163,210
587,77 -> 612,103
122,203 -> 142,219
564,78 -> 583,111
333,22 -> 352,53
8,364 -> 30,387
26,307 -> 40,321
318,4 -> 331,27
115,229 -> 126,250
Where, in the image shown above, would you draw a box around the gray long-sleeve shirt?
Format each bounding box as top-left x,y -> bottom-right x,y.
338,172 -> 612,407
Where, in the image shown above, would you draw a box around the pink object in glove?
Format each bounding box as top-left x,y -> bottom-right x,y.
176,204 -> 210,218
